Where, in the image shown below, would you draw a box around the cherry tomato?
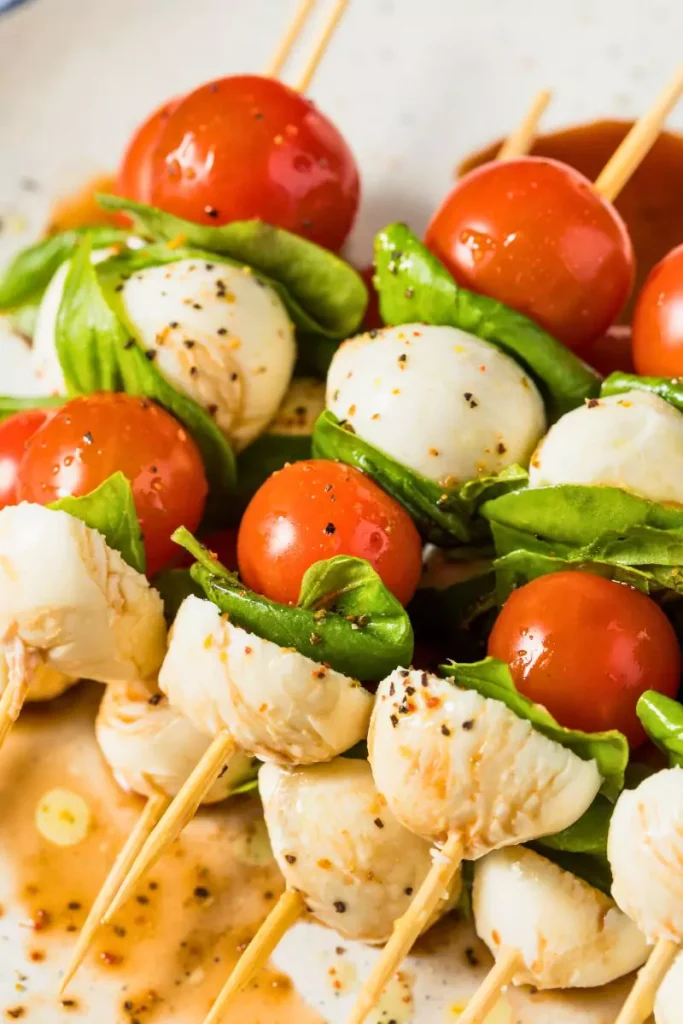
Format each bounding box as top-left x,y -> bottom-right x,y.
488,571 -> 681,748
632,242 -> 683,376
237,459 -> 422,607
17,393 -> 208,576
425,157 -> 634,353
150,75 -> 360,251
359,264 -> 383,331
584,325 -> 634,378
117,97 -> 181,205
0,408 -> 55,510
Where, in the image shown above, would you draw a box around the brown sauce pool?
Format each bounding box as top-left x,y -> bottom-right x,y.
460,119 -> 683,320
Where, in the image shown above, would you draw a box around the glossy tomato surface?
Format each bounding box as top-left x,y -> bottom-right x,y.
488,571 -> 681,748
0,408 -> 55,510
632,242 -> 683,376
237,459 -> 422,607
18,393 -> 208,576
117,97 -> 181,205
150,75 -> 360,250
426,157 -> 634,353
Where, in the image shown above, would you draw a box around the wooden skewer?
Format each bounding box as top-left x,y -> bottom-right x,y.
59,789 -> 170,994
347,832 -> 463,1024
594,64 -> 683,202
497,89 -> 552,161
296,0 -> 350,93
0,638 -> 38,751
614,938 -> 679,1024
101,730 -> 236,923
203,890 -> 305,1024
266,0 -> 319,78
457,947 -> 520,1024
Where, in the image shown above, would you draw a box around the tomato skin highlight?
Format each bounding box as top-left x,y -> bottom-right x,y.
632,242 -> 683,377
117,97 -> 181,205
17,393 -> 208,576
0,409 -> 55,511
237,459 -> 422,607
150,75 -> 360,251
488,571 -> 681,748
426,157 -> 634,353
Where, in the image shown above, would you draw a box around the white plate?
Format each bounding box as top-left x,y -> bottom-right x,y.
1,1 -> 679,1020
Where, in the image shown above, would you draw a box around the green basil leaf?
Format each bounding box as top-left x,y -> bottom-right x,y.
0,226 -> 129,311
175,527 -> 413,680
374,223 -> 601,421
482,485 -> 683,596
312,409 -> 527,546
535,795 -> 613,856
440,657 -> 628,801
153,568 -> 204,624
408,561 -> 497,660
49,471 -> 145,574
637,691 -> 683,767
97,195 -> 367,341
55,240 -> 236,512
0,395 -> 64,422
229,771 -> 260,797
602,372 -> 683,411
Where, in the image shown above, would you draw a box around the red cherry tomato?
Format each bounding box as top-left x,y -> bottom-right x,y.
360,264 -> 383,331
488,571 -> 681,748
117,97 -> 181,204
632,242 -> 683,376
150,75 -> 360,251
237,459 -> 422,607
0,408 -> 55,510
584,325 -> 634,378
425,157 -> 634,353
17,393 -> 208,576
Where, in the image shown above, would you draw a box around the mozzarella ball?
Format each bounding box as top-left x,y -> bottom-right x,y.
96,680 -> 256,801
608,767 -> 683,943
369,668 -> 601,856
260,758 -> 461,943
474,847 -> 648,989
326,324 -> 546,484
160,595 -> 373,764
32,241 -> 141,394
529,390 -> 683,505
268,377 -> 325,437
655,951 -> 683,1024
121,259 -> 296,451
0,504 -> 166,684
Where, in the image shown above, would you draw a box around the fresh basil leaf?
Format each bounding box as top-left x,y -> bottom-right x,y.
440,657 -> 628,801
527,845 -> 613,895
233,432 -> 312,520
602,372 -> 683,411
55,240 -> 236,512
637,691 -> 683,767
49,471 -> 145,574
230,771 -> 260,797
153,568 -> 203,624
535,795 -> 613,856
0,394 -> 64,422
313,409 -> 527,546
374,223 -> 601,421
97,195 -> 367,341
175,527 -> 414,680
0,226 -> 129,311
483,485 -> 683,597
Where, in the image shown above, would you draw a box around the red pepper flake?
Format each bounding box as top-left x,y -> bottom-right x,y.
428,447 -> 439,457
100,950 -> 122,966
29,950 -> 45,962
32,909 -> 51,931
426,696 -> 442,709
244,646 -> 252,655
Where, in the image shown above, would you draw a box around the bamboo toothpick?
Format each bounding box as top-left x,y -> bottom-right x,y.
614,938 -> 679,1024
458,947 -> 520,1024
204,890 -> 305,1024
101,730 -> 236,923
0,639 -> 37,752
347,832 -> 463,1024
595,64 -> 683,202
59,790 -> 170,994
266,0 -> 319,79
296,0 -> 350,93
497,89 -> 552,161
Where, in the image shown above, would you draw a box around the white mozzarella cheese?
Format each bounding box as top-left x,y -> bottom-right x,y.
326,324 -> 546,483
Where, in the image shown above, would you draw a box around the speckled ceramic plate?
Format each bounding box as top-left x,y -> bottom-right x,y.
2,1 -> 682,1020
